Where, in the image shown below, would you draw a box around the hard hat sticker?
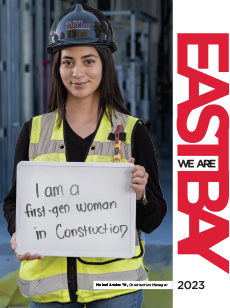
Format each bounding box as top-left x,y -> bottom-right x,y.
66,20 -> 91,30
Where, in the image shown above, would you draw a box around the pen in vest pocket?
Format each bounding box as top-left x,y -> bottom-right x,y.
114,125 -> 124,162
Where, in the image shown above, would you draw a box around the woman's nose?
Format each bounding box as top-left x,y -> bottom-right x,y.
72,64 -> 85,77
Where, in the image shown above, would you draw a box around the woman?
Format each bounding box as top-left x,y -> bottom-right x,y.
3,3 -> 167,308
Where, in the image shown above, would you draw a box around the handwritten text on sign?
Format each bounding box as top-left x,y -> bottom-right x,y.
16,162 -> 136,258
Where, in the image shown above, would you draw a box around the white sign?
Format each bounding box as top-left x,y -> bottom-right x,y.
16,161 -> 136,258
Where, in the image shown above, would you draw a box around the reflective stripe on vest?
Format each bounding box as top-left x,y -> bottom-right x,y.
20,110 -> 147,303
19,264 -> 147,296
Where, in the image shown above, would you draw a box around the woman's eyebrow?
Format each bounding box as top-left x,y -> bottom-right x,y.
61,56 -> 74,60
61,54 -> 98,60
81,54 -> 98,59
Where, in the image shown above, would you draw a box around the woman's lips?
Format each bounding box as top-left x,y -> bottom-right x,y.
72,82 -> 88,88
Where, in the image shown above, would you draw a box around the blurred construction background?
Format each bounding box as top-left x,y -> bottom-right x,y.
0,0 -> 172,307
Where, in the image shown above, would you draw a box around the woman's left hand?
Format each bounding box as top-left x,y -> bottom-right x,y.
128,157 -> 149,200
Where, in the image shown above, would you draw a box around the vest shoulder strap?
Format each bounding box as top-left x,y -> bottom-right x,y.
29,110 -> 65,161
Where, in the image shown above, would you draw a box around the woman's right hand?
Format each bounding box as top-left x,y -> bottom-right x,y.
10,233 -> 44,261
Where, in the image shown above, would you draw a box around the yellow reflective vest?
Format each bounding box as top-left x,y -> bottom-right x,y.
18,110 -> 148,303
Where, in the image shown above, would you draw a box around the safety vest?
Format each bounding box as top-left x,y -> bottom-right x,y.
18,110 -> 148,304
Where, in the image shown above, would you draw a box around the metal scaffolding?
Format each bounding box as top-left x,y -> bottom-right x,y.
0,0 -> 51,200
103,10 -> 157,121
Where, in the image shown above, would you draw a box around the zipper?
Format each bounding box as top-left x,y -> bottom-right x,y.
63,117 -> 78,302
67,257 -> 77,302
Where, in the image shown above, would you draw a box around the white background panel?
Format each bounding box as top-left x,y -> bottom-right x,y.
173,0 -> 230,306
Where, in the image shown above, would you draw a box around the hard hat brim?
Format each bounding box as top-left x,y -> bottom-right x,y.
47,39 -> 118,55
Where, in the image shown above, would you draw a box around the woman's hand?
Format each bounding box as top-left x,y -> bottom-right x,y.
10,233 -> 44,261
128,157 -> 149,200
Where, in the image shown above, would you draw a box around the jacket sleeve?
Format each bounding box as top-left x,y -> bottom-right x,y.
3,121 -> 30,236
132,123 -> 167,234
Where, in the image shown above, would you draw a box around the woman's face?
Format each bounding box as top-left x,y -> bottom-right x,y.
59,46 -> 103,101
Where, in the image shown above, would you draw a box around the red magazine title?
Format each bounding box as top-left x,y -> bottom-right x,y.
177,34 -> 229,273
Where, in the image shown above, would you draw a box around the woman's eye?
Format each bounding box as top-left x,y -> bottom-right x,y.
85,60 -> 95,64
62,61 -> 72,66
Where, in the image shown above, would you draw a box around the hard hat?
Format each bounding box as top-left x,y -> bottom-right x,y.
47,3 -> 118,54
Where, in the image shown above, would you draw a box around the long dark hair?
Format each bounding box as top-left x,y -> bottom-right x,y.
48,47 -> 130,126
